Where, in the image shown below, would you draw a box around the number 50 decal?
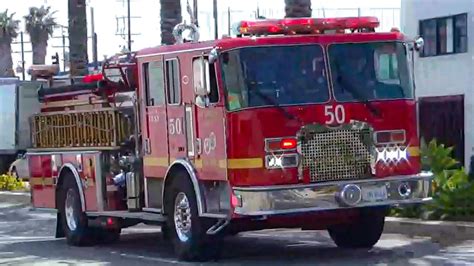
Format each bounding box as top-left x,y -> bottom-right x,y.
325,105 -> 346,124
169,118 -> 183,135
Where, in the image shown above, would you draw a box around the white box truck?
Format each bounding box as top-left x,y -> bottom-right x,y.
0,78 -> 41,174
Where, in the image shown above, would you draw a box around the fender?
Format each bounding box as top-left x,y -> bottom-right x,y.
163,158 -> 205,215
58,163 -> 86,212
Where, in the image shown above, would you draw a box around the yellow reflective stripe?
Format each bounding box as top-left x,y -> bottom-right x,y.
408,147 -> 420,157
145,157 -> 264,169
144,157 -> 169,167
227,158 -> 263,169
30,177 -> 54,186
195,159 -> 203,169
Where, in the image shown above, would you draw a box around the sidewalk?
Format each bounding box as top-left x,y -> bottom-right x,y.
385,216 -> 474,243
0,191 -> 31,207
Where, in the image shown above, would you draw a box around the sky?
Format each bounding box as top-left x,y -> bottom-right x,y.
3,0 -> 400,76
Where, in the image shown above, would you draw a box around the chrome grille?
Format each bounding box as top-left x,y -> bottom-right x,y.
300,128 -> 373,182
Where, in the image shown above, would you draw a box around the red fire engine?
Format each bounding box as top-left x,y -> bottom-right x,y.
27,16 -> 432,261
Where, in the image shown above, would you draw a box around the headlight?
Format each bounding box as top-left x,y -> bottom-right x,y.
376,146 -> 408,164
265,154 -> 299,169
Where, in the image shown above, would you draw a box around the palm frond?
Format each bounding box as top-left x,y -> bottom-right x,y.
0,9 -> 20,38
24,5 -> 58,40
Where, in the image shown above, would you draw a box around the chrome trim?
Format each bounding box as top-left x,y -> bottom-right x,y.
185,106 -> 195,157
136,47 -> 213,59
374,129 -> 407,145
264,137 -> 297,153
94,154 -> 105,212
265,153 -> 299,169
163,159 -> 205,216
142,207 -> 162,213
144,177 -> 149,208
59,163 -> 86,212
233,172 -> 433,216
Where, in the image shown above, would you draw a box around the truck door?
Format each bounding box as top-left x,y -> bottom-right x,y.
192,56 -> 227,181
164,57 -> 187,163
142,59 -> 169,178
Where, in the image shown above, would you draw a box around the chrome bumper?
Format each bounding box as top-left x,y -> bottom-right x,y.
232,172 -> 433,216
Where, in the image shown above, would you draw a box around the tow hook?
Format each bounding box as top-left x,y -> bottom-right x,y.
206,219 -> 230,235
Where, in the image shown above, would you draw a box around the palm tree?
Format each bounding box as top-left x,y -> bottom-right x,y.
285,0 -> 312,18
68,0 -> 88,76
0,10 -> 19,77
24,6 -> 57,65
160,0 -> 182,45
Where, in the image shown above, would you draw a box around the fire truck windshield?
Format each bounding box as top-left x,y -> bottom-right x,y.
221,45 -> 329,111
329,42 -> 414,102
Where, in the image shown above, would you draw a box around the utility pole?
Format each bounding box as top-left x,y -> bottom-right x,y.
213,0 -> 218,39
91,7 -> 98,70
20,32 -> 25,81
127,0 -> 132,51
193,0 -> 198,27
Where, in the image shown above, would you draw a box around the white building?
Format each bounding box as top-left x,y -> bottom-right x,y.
401,0 -> 471,168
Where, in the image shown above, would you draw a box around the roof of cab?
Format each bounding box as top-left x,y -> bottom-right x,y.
136,31 -> 405,57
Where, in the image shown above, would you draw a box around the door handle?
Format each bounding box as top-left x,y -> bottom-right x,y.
144,138 -> 151,154
196,138 -> 202,155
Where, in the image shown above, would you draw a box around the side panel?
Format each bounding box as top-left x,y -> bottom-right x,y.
29,151 -> 101,212
29,154 -> 55,208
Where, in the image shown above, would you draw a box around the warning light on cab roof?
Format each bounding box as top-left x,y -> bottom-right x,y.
234,17 -> 380,36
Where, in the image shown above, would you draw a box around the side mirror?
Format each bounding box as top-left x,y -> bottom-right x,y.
195,55 -> 210,96
195,95 -> 209,108
209,48 -> 219,64
414,36 -> 424,51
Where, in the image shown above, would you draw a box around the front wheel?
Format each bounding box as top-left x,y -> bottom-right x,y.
166,172 -> 221,261
328,207 -> 387,249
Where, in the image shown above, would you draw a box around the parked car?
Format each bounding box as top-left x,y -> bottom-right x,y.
8,154 -> 29,181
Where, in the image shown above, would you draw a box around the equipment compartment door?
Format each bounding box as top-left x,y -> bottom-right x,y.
141,58 -> 170,178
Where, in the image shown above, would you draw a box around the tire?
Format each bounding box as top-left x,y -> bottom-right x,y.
328,207 -> 387,249
165,171 -> 222,261
58,174 -> 94,246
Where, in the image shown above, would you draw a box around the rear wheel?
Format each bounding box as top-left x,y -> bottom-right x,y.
59,175 -> 94,246
165,172 -> 222,261
328,207 -> 387,249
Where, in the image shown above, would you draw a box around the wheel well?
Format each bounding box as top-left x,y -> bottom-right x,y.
162,164 -> 192,215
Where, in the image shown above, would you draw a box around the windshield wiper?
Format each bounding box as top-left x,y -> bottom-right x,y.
247,83 -> 303,123
334,63 -> 382,117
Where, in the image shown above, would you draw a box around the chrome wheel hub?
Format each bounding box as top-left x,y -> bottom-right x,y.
65,190 -> 78,231
174,192 -> 192,242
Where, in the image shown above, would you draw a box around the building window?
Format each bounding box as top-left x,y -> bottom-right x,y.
165,59 -> 181,104
419,13 -> 468,57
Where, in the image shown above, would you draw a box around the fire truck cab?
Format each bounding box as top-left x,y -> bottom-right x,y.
28,16 -> 432,261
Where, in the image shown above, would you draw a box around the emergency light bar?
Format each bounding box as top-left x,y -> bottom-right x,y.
234,16 -> 380,36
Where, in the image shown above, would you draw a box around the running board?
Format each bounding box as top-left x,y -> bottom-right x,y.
86,211 -> 167,223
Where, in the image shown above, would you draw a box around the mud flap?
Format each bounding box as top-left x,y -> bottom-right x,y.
55,213 -> 65,238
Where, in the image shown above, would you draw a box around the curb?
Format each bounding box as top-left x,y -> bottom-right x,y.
0,191 -> 31,205
385,216 -> 474,243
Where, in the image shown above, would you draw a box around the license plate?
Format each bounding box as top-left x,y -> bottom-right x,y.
362,186 -> 388,202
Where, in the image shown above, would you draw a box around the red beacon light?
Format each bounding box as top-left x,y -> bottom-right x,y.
235,16 -> 380,36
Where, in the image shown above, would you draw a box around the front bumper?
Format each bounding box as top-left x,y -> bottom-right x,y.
232,172 -> 433,216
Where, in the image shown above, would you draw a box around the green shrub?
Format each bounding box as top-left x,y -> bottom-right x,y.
391,139 -> 474,221
0,174 -> 25,191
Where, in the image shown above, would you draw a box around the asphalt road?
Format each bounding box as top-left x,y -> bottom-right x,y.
1,202 -> 474,266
